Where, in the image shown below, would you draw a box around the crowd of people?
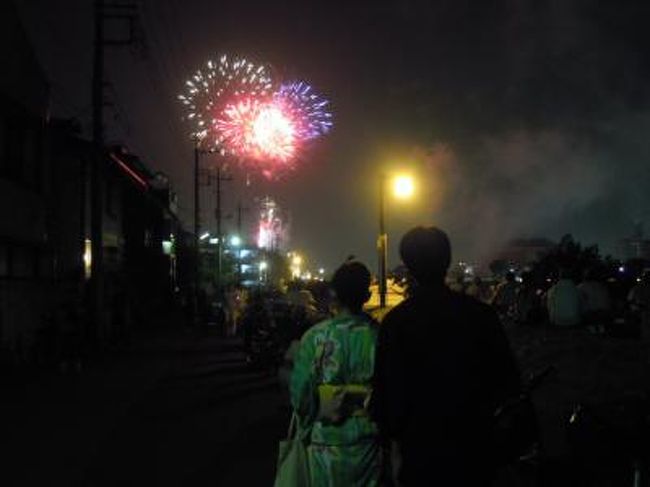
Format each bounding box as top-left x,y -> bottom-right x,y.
453,268 -> 650,336
219,226 -> 650,486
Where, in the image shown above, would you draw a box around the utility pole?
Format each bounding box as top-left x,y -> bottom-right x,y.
194,144 -> 200,323
236,202 -> 250,238
236,202 -> 249,286
91,0 -> 105,342
91,0 -> 137,340
214,165 -> 232,292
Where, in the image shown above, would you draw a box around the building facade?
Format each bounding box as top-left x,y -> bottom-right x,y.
0,1 -> 52,363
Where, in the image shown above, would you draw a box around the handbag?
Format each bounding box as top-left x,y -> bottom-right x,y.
274,413 -> 310,487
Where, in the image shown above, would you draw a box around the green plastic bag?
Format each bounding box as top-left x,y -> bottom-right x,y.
274,413 -> 310,487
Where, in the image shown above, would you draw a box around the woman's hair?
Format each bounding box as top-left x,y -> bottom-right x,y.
331,261 -> 371,310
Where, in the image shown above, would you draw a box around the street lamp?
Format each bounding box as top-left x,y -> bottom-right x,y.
290,253 -> 303,280
259,260 -> 268,284
378,173 -> 415,308
393,175 -> 415,199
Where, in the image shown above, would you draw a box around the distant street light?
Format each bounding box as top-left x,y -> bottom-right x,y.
230,235 -> 242,247
378,172 -> 415,308
290,252 -> 303,280
259,260 -> 269,284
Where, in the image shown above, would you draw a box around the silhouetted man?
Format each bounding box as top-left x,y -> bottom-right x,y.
372,226 -> 520,486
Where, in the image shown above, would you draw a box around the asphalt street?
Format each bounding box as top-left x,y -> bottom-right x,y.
4,330 -> 288,487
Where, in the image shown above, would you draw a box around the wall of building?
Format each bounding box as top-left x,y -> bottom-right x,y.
0,3 -> 52,364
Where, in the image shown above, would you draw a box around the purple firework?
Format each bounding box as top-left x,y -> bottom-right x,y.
273,81 -> 333,140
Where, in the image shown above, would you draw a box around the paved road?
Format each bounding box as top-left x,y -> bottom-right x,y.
5,331 -> 288,487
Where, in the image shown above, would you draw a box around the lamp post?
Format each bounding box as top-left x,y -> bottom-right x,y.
378,173 -> 388,308
378,173 -> 415,308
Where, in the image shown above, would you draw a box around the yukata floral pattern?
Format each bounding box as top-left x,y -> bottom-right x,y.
290,312 -> 381,487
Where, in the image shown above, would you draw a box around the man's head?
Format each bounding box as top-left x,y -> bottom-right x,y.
331,261 -> 371,310
399,226 -> 451,286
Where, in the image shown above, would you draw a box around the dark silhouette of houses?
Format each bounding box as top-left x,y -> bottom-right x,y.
0,2 -> 190,366
0,1 -> 52,364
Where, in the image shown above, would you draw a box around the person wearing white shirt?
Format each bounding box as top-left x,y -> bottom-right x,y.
547,270 -> 581,327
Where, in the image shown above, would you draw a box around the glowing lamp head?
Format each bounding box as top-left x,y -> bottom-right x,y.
393,175 -> 415,199
230,235 -> 242,247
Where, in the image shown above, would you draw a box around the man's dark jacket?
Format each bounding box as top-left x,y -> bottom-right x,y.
372,285 -> 520,485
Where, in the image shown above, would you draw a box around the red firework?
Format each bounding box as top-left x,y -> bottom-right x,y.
216,98 -> 298,160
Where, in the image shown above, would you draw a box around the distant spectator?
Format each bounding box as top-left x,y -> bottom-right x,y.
278,289 -> 321,397
547,269 -> 581,327
516,272 -> 544,326
466,276 -> 493,303
492,272 -> 518,323
578,268 -> 612,331
232,287 -> 248,335
242,291 -> 267,352
447,273 -> 466,294
628,270 -> 650,333
293,290 -> 319,320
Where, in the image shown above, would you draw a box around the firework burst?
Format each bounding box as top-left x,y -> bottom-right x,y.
178,54 -> 273,152
273,81 -> 333,140
179,57 -> 333,179
216,98 -> 298,176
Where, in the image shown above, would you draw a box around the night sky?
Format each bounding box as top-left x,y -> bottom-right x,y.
15,0 -> 650,272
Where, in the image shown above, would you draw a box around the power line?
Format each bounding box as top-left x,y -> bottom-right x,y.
131,4 -> 189,158
138,1 -> 190,149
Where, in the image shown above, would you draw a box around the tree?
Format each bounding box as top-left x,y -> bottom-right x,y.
531,234 -> 606,285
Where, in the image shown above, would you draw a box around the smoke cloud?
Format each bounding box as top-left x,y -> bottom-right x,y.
418,124 -> 644,264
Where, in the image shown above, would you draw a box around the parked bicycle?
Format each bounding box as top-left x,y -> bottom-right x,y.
567,393 -> 650,486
